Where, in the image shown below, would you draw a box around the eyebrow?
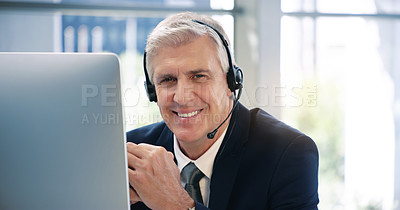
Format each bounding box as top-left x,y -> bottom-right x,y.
154,69 -> 212,81
155,73 -> 175,80
185,69 -> 212,75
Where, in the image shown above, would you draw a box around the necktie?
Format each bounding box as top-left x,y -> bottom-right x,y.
181,162 -> 205,204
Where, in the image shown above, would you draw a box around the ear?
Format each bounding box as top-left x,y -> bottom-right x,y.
227,88 -> 233,97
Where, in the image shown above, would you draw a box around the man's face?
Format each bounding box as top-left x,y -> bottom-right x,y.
152,36 -> 232,144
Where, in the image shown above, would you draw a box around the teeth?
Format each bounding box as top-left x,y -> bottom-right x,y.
177,110 -> 200,118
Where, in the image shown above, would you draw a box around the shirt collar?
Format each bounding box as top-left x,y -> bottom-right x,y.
174,127 -> 227,179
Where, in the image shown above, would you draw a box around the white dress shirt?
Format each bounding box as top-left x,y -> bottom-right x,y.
173,127 -> 227,207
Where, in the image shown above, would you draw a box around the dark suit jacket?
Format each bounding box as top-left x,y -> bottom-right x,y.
127,103 -> 319,210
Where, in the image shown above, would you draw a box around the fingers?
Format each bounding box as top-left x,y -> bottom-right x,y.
127,142 -> 175,160
126,150 -> 142,170
138,143 -> 175,160
125,142 -> 184,209
167,151 -> 174,160
127,143 -> 157,178
129,186 -> 141,205
137,143 -> 163,151
126,142 -> 147,158
128,168 -> 137,185
126,142 -> 175,181
128,168 -> 146,194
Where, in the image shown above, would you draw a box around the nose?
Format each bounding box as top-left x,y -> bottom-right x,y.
173,80 -> 195,106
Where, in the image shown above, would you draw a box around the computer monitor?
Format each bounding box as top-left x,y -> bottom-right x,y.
0,53 -> 130,210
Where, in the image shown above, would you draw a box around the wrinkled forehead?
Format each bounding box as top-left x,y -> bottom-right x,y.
148,33 -> 219,72
154,34 -> 218,54
151,35 -> 220,69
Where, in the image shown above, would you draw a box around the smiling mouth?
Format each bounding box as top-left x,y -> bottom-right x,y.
174,109 -> 202,118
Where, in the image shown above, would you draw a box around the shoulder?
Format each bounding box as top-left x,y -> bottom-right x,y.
126,122 -> 168,144
244,108 -> 319,208
248,108 -> 317,151
243,107 -> 318,170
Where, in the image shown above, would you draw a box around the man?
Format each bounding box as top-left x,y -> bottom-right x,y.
126,12 -> 319,210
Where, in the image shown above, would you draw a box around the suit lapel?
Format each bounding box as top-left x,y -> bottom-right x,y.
208,103 -> 250,209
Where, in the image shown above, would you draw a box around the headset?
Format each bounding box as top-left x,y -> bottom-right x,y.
143,19 -> 244,139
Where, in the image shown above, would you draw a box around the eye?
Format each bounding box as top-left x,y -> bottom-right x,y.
194,74 -> 204,78
192,74 -> 207,80
158,77 -> 176,85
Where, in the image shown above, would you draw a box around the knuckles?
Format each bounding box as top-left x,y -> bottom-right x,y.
132,171 -> 147,183
154,146 -> 168,156
126,143 -> 172,169
141,162 -> 154,173
146,146 -> 168,160
126,142 -> 136,152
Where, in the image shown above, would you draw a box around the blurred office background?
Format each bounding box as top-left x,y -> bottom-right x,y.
0,0 -> 399,209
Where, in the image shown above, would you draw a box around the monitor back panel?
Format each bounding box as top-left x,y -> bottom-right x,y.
0,53 -> 129,210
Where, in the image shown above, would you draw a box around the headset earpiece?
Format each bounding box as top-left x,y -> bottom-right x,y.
227,65 -> 243,92
143,52 -> 157,102
234,65 -> 243,89
144,81 -> 157,102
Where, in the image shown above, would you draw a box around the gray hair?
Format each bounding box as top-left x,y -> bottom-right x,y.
145,12 -> 234,83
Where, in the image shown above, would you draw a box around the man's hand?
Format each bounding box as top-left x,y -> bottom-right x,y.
129,185 -> 141,205
126,142 -> 195,209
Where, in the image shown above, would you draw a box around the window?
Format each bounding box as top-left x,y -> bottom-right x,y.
281,0 -> 400,209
